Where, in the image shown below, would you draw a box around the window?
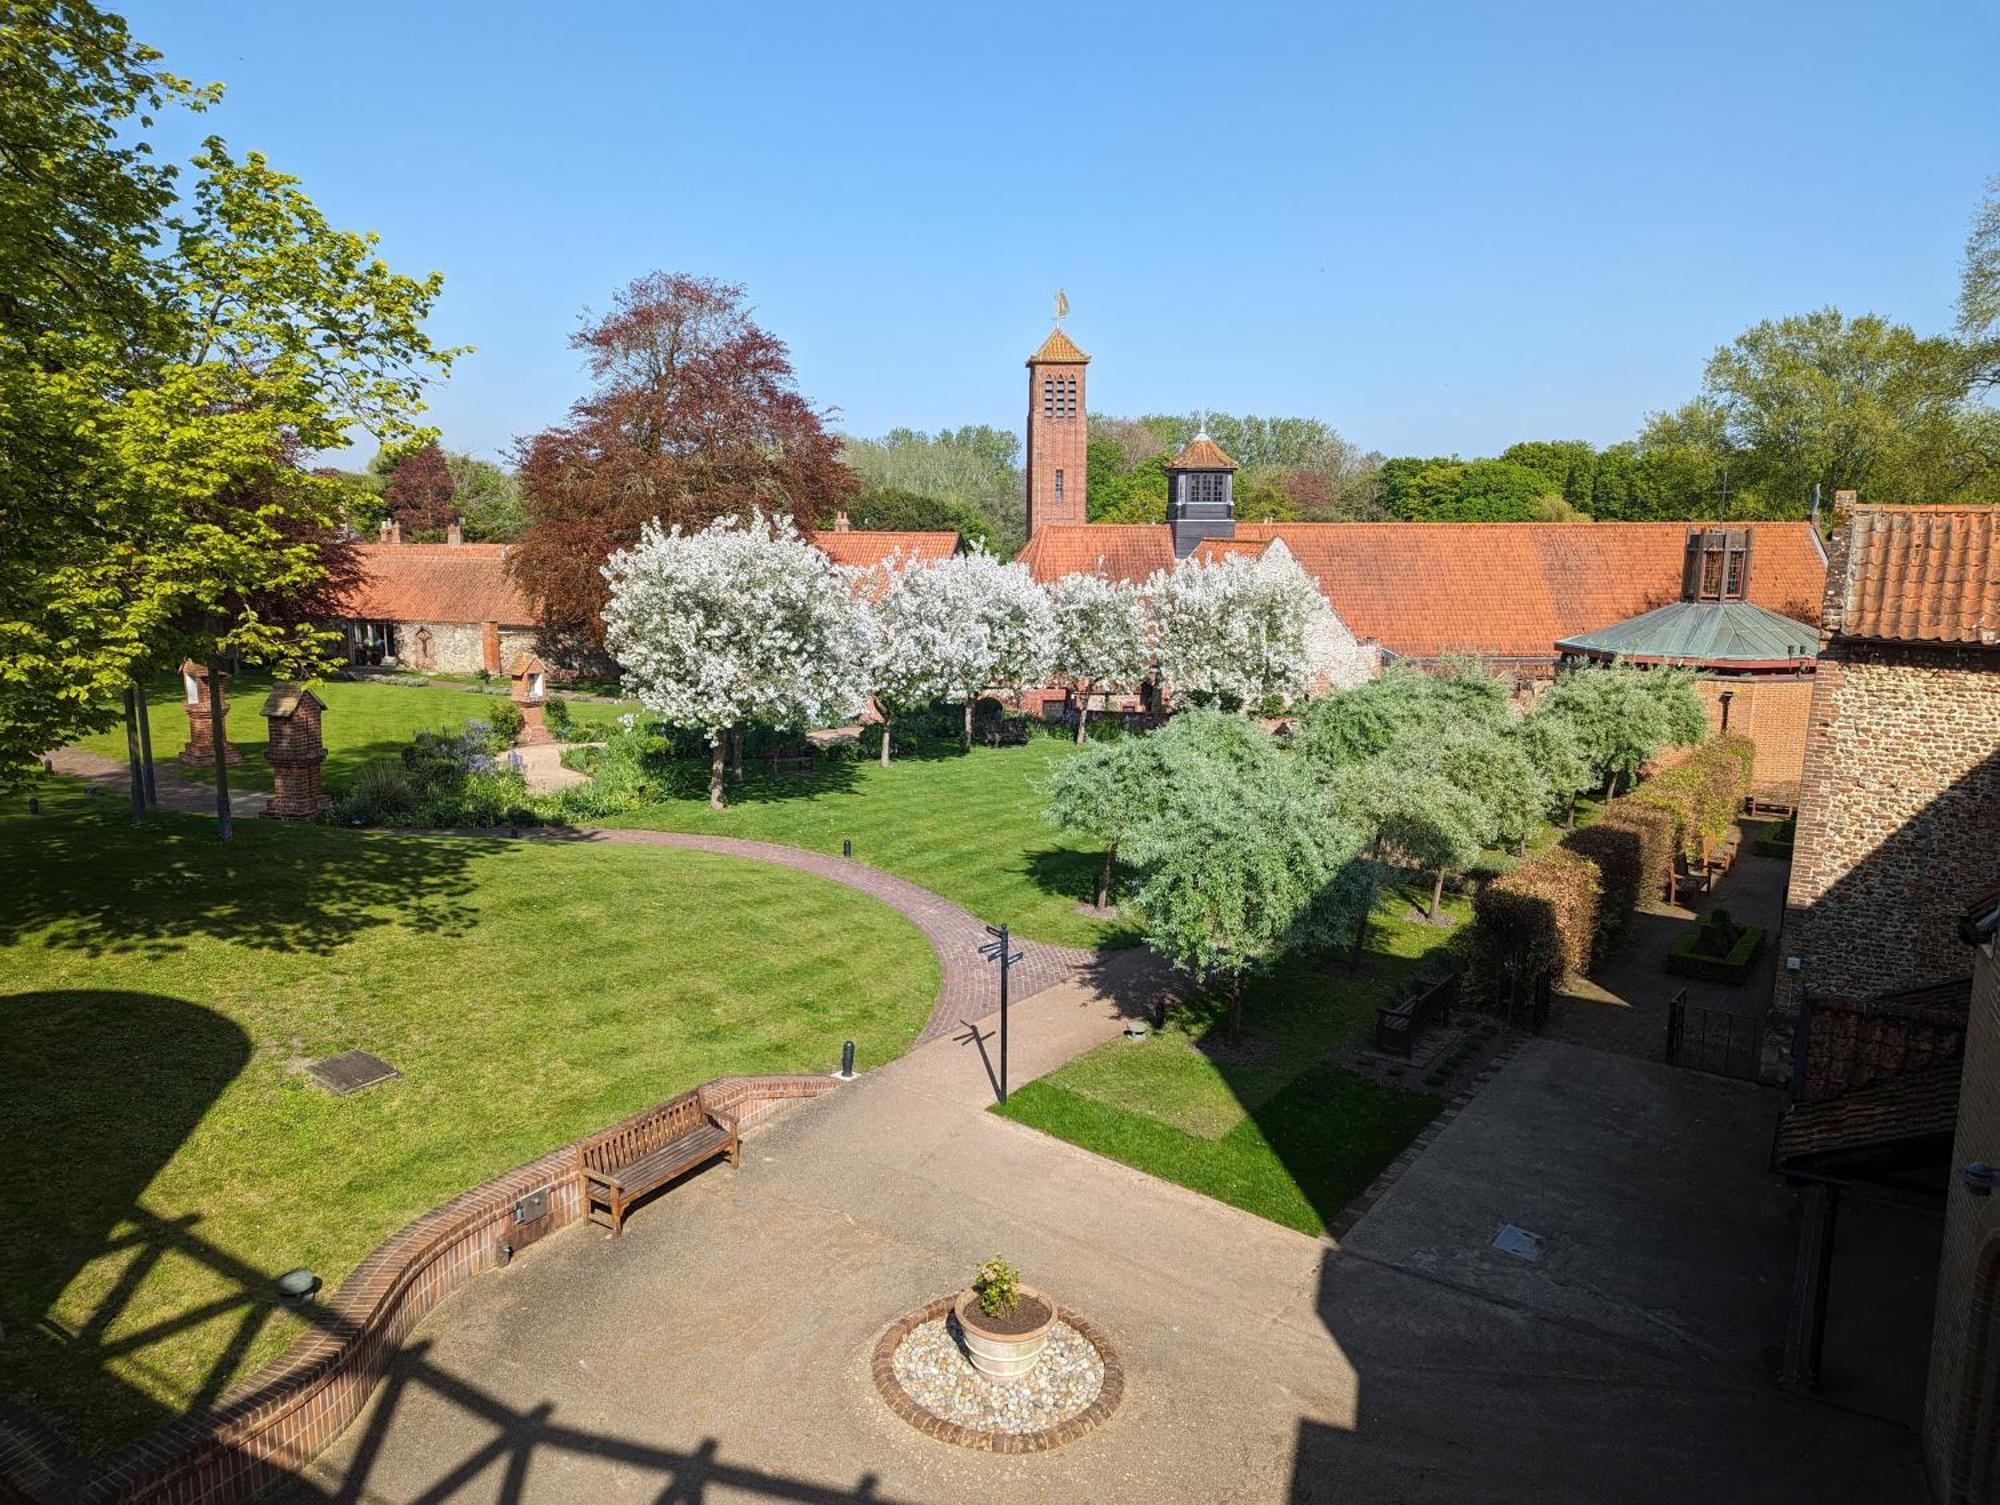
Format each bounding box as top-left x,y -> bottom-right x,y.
1185,472 -> 1227,508
1042,377 -> 1055,418
1054,469 -> 1064,501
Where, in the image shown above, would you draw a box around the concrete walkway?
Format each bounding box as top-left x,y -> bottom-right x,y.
290,981 -> 1921,1505
525,827 -> 1097,1045
44,746 -> 268,818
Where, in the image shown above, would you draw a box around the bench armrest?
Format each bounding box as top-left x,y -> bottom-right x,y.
705,1103 -> 739,1136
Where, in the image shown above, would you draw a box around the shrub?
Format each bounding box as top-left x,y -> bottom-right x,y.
1471,844 -> 1600,996
543,697 -> 575,740
972,1256 -> 1021,1319
1665,912 -> 1766,984
486,698 -> 525,746
1630,738 -> 1754,859
1598,798 -> 1677,903
1753,815 -> 1797,859
337,761 -> 417,825
1560,822 -> 1642,939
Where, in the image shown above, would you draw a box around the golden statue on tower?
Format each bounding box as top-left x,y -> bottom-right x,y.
1053,288 -> 1069,324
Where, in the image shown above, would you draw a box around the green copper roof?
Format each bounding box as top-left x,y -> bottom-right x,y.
1556,599 -> 1818,667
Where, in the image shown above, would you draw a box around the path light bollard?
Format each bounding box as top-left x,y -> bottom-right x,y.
843,838 -> 852,859
978,923 -> 1024,1104
840,1041 -> 856,1079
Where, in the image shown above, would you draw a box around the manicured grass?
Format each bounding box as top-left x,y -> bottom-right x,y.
0,786 -> 936,1455
71,671 -> 635,794
995,893 -> 1457,1233
599,739 -> 1127,949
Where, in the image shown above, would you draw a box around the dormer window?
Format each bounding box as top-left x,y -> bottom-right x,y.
1685,527 -> 1752,602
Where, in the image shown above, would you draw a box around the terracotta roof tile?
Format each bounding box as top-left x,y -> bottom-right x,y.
1168,435 -> 1239,471
1027,327 -> 1090,365
1015,524 -> 1175,584
1830,505 -> 1999,646
809,530 -> 959,569
1776,1060 -> 1963,1166
340,544 -> 535,626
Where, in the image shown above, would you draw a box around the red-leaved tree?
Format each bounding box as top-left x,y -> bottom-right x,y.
509,272 -> 857,648
384,443 -> 457,538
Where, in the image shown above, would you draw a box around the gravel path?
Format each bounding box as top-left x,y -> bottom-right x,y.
43,747 -> 268,818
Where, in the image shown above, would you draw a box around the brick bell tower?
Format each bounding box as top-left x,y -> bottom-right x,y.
1025,307 -> 1089,538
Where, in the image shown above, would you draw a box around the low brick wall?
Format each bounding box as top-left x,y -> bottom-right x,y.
0,1075 -> 838,1505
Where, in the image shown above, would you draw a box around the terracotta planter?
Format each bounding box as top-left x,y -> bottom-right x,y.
953,1285 -> 1056,1380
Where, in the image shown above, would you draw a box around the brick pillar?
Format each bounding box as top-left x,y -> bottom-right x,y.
511,656 -> 554,744
261,686 -> 332,820
481,621 -> 502,675
179,661 -> 243,765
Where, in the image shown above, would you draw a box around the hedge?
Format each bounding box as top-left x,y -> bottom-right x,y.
1665,918 -> 1766,985
1561,823 -> 1642,932
1596,799 -> 1678,904
1630,738 -> 1753,860
1471,844 -> 1600,994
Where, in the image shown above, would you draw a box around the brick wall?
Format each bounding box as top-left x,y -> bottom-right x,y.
0,1075 -> 838,1505
394,623 -> 537,676
1925,943 -> 2000,1503
1775,642 -> 2000,1020
1025,358 -> 1087,537
1692,675 -> 1813,803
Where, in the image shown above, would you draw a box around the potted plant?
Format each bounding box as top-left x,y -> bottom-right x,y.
952,1257 -> 1055,1380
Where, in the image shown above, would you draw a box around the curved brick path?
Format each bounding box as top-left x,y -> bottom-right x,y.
533,827 -> 1096,1044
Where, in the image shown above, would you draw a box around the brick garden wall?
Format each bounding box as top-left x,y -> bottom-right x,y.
1775,642 -> 2000,1022
1925,943 -> 2000,1503
0,1075 -> 838,1505
1691,675 -> 1813,802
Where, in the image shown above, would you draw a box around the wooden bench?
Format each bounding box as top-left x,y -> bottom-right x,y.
1373,970 -> 1460,1057
762,747 -> 815,778
577,1087 -> 739,1237
979,719 -> 1031,748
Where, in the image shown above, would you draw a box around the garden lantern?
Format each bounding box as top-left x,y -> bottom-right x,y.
178,660 -> 242,766
509,652 -> 555,744
259,683 -> 332,820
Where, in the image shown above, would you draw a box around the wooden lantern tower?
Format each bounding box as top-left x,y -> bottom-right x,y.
179,660 -> 243,765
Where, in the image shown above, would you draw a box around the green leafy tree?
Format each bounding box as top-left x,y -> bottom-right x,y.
1511,709 -> 1596,823
1539,665 -> 1707,797
447,453 -> 526,541
841,426 -> 1024,553
844,486 -> 990,551
384,443 -> 456,537
1042,735 -> 1169,908
1961,175 -> 2000,392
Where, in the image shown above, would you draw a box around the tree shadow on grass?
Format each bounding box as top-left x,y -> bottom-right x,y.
0,990 -> 253,1456
0,795 -> 493,957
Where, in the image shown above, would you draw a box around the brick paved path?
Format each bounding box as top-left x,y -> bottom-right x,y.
537,827 -> 1096,1043
45,746 -> 268,818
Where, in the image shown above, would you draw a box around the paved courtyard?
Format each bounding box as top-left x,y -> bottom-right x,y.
285,968 -> 1925,1504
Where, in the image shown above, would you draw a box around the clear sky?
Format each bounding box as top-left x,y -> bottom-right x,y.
128,1 -> 1998,466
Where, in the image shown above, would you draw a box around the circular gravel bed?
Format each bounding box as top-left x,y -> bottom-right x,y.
872,1296 -> 1124,1452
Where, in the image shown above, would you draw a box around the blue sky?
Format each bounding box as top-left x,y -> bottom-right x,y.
130,1 -> 1997,466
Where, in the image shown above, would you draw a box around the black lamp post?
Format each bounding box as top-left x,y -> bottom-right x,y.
978,923 -> 1024,1103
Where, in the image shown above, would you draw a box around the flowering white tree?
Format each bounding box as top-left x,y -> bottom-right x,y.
872,546 -> 1054,750
1148,545 -> 1329,709
1048,572 -> 1150,742
861,551 -> 955,767
602,510 -> 870,808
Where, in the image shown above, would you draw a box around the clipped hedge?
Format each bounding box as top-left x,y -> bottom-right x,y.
1630,738 -> 1753,859
1471,844 -> 1600,993
1597,799 -> 1678,904
1665,917 -> 1766,984
1561,822 -> 1642,930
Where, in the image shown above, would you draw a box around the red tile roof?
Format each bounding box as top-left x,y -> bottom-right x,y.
1827,505 -> 1999,647
1168,434 -> 1239,471
1022,521 -> 1826,662
1188,538 -> 1265,562
809,529 -> 959,570
1027,327 -> 1090,364
342,544 -> 536,626
1015,524 -> 1177,584
1776,1060 -> 1963,1166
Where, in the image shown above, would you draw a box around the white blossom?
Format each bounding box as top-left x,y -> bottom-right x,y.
601,509 -> 871,751
1147,543 -> 1335,708
1047,571 -> 1150,738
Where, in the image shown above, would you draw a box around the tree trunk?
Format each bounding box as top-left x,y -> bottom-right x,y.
1228,972 -> 1245,1047
209,656 -> 233,842
1096,840 -> 1118,910
730,724 -> 744,783
709,736 -> 726,811
122,686 -> 145,825
1603,769 -> 1619,800
962,699 -> 974,752
1074,692 -> 1090,744
134,680 -> 157,808
1564,790 -> 1576,828
1428,868 -> 1447,920
878,715 -> 892,767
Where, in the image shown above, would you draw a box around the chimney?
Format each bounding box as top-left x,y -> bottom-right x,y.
378,518 -> 392,544
1833,489 -> 1857,508
447,518 -> 463,546
834,510 -> 851,533
386,519 -> 403,545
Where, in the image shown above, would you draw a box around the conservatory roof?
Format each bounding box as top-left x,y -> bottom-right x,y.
1555,598 -> 1820,670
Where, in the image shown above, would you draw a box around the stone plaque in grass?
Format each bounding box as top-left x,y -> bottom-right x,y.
304,1049 -> 402,1096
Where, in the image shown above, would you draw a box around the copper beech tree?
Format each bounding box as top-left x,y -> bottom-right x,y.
509,272 -> 857,650
383,443 -> 457,537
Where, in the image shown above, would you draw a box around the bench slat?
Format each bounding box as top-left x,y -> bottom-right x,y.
587,1124 -> 730,1194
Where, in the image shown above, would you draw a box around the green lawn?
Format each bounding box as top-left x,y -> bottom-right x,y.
71,671 -> 634,793
599,740 -> 1127,949
995,894 -> 1456,1234
0,785 -> 936,1455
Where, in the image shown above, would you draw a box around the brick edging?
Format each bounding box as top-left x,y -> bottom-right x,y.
0,1074 -> 839,1505
869,1296 -> 1125,1453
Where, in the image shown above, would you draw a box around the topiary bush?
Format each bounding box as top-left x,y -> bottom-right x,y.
1597,799 -> 1677,905
1471,844 -> 1600,998
1665,909 -> 1766,984
1560,822 -> 1642,944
